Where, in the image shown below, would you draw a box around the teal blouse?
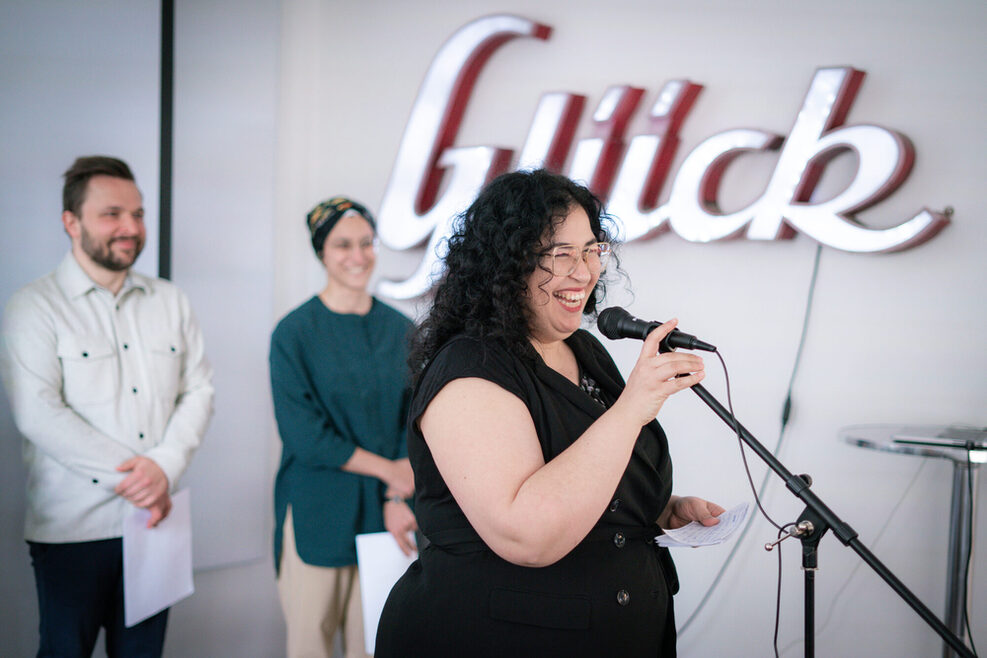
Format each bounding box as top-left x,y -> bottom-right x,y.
270,296 -> 413,570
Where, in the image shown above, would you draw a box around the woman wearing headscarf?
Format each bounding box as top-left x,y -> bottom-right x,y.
270,197 -> 416,658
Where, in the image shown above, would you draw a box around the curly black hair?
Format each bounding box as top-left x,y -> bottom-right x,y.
409,169 -> 615,379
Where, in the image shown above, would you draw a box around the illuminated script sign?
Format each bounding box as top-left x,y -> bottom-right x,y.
376,15 -> 949,299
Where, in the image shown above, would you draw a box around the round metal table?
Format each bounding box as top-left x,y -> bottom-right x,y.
840,424 -> 984,658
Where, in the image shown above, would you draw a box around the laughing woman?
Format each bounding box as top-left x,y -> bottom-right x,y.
270,198 -> 416,658
376,170 -> 723,657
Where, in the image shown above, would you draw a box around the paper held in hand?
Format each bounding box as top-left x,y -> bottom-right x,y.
656,502 -> 750,548
123,488 -> 194,627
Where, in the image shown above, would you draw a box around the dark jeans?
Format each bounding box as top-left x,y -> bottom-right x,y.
28,538 -> 168,658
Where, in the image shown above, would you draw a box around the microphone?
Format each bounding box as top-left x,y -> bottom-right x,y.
597,307 -> 717,353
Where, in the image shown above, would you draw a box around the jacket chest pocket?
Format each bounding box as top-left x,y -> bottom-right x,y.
57,335 -> 118,405
146,333 -> 186,395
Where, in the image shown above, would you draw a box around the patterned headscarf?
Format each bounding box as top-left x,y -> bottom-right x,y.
306,197 -> 376,255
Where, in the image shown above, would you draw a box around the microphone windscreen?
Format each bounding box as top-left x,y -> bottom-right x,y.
597,307 -> 630,340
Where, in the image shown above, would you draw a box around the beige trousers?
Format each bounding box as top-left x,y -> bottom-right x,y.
277,508 -> 370,658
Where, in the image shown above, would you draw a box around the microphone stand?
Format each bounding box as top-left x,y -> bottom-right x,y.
687,382 -> 974,658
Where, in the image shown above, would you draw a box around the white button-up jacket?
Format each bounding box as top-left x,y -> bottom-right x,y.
0,253 -> 214,542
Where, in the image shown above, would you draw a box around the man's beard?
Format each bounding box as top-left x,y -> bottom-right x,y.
80,226 -> 144,271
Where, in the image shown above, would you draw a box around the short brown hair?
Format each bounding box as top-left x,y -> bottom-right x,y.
62,156 -> 135,216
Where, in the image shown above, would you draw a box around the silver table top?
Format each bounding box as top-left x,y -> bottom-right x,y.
840,424 -> 986,465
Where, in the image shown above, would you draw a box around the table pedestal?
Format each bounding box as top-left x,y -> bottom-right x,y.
944,462 -> 978,658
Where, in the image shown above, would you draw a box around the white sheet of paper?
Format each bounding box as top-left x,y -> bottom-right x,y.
355,531 -> 417,654
122,488 -> 194,627
656,501 -> 750,547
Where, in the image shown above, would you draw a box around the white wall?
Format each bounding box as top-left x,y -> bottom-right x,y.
163,0 -> 284,653
276,1 -> 986,657
171,0 -> 278,571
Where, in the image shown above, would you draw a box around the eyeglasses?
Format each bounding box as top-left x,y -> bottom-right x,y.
539,242 -> 612,277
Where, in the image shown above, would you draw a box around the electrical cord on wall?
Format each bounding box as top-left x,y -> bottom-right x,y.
677,244 -> 823,638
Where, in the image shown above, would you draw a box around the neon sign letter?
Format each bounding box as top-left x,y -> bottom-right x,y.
377,14 -> 950,299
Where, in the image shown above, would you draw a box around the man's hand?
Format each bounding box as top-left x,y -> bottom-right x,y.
115,456 -> 169,509
146,493 -> 173,529
383,499 -> 418,556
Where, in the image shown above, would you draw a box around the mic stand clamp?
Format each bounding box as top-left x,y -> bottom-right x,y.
763,519 -> 815,553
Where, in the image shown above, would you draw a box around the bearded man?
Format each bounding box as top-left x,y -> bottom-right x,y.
0,156 -> 214,657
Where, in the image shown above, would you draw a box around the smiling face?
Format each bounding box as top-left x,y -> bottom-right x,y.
525,204 -> 600,346
320,211 -> 377,294
64,175 -> 145,273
